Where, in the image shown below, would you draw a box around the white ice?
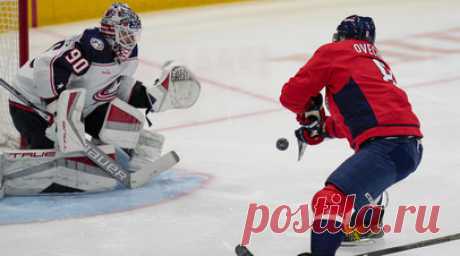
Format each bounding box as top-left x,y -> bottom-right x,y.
1,0 -> 460,255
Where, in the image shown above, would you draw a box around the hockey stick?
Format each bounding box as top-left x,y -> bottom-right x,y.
0,78 -> 54,122
237,232 -> 460,256
295,120 -> 327,161
354,233 -> 460,256
235,245 -> 254,256
297,138 -> 307,161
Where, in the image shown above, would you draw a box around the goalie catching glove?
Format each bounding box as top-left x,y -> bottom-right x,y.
147,61 -> 201,113
295,94 -> 329,145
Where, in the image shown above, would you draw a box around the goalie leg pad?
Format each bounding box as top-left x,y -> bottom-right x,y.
1,146 -> 123,196
54,89 -> 87,153
99,98 -> 145,149
0,146 -> 181,196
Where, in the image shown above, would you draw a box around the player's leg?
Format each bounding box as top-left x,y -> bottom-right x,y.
310,137 -> 423,255
342,191 -> 387,245
81,98 -> 176,187
9,102 -> 54,149
327,137 -> 422,209
85,99 -> 164,160
84,103 -> 109,140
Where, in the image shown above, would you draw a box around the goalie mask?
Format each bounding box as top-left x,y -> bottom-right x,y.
101,3 -> 142,62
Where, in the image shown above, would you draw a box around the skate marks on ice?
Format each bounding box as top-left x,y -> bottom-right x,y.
270,26 -> 460,65
0,169 -> 210,225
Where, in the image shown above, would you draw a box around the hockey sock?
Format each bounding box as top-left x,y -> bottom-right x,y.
310,184 -> 352,255
311,219 -> 345,256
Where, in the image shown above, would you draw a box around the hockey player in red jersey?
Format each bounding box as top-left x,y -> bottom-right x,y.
280,15 -> 423,255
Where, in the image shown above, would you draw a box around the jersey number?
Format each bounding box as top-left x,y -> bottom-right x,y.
373,59 -> 396,85
65,48 -> 89,74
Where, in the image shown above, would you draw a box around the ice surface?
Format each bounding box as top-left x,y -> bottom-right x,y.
1,0 -> 460,255
0,170 -> 208,225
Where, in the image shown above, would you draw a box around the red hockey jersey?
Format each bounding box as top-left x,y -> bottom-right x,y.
280,39 -> 422,150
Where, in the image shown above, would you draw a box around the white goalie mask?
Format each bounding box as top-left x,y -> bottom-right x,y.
100,3 -> 142,62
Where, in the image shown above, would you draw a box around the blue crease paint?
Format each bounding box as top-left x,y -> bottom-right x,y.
0,170 -> 208,225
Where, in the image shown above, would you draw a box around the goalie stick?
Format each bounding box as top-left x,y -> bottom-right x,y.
0,78 -> 53,122
235,232 -> 460,256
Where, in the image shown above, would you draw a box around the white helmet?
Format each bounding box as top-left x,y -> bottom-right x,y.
100,3 -> 141,62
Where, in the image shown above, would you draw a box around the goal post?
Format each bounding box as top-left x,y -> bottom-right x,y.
18,0 -> 28,66
0,0 -> 29,149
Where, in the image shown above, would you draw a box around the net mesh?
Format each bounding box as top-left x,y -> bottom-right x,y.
0,0 -> 20,148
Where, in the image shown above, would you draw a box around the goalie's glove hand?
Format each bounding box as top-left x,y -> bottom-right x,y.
147,61 -> 201,113
295,94 -> 328,145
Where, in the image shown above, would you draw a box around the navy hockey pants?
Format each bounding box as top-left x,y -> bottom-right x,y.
326,136 -> 423,210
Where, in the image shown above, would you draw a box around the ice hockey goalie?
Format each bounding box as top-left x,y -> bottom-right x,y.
0,3 -> 201,198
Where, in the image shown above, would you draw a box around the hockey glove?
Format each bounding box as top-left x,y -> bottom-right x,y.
295,94 -> 328,145
296,94 -> 325,125
295,121 -> 327,145
147,61 -> 201,113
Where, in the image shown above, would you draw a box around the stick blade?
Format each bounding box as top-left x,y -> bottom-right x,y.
129,150 -> 180,188
297,138 -> 307,161
235,245 -> 254,256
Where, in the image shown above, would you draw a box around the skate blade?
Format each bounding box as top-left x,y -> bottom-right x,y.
341,237 -> 377,247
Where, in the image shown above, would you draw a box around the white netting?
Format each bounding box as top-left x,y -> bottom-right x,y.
0,0 -> 20,148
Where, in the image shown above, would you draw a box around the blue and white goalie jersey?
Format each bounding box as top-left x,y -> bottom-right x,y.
11,28 -> 139,118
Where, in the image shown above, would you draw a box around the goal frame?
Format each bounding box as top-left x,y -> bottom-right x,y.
18,0 -> 29,148
18,0 -> 28,66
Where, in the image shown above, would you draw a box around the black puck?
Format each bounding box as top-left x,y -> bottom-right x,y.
276,138 -> 289,151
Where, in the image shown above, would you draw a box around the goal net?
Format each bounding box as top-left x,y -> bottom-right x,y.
0,0 -> 27,149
